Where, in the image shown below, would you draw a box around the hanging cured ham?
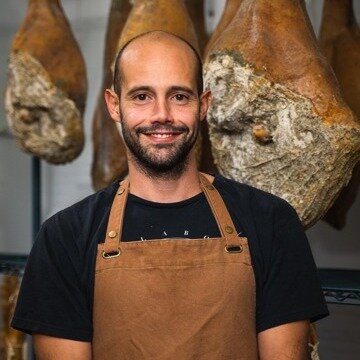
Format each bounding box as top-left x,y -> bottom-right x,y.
204,0 -> 360,228
204,0 -> 242,58
184,0 -> 208,53
118,0 -> 199,54
201,0 -> 242,173
5,0 -> 87,164
91,0 -> 131,191
183,0 -> 217,173
319,0 -> 360,229
1,275 -> 25,360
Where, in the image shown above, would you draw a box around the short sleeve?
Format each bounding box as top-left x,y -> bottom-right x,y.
256,199 -> 329,333
11,216 -> 92,341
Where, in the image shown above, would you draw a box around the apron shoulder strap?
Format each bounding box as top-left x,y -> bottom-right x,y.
103,173 -> 239,254
199,173 -> 238,240
103,178 -> 129,255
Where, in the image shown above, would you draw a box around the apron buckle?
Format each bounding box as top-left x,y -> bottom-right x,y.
102,249 -> 121,259
224,245 -> 243,253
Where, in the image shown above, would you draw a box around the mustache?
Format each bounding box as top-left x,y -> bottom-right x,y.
136,124 -> 189,134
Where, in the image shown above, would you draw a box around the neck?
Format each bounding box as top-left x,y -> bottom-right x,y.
126,155 -> 207,203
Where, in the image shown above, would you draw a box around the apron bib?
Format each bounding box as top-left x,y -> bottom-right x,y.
93,174 -> 258,359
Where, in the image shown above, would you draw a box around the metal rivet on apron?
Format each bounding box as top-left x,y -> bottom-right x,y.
108,230 -> 117,238
225,226 -> 234,234
117,188 -> 125,195
206,185 -> 215,190
225,244 -> 243,253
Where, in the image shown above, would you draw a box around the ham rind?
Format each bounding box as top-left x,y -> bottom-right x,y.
319,0 -> 360,229
5,0 -> 87,164
91,0 -> 131,191
185,0 -> 208,54
204,0 -> 242,58
183,0 -> 217,173
1,275 -> 24,360
201,0 -> 242,173
118,0 -> 199,53
204,0 -> 360,228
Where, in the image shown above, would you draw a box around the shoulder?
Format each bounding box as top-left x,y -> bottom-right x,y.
46,181 -> 118,230
212,175 -> 304,271
52,181 -> 118,225
213,174 -> 296,223
38,180 -> 119,251
11,181 -> 121,341
213,177 -> 328,332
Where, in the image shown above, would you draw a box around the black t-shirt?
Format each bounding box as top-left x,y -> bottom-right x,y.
12,175 -> 328,341
122,192 -> 221,241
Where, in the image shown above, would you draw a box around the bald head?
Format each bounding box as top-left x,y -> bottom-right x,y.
113,31 -> 203,96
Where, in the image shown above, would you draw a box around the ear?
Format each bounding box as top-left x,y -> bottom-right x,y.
104,89 -> 121,122
199,90 -> 212,121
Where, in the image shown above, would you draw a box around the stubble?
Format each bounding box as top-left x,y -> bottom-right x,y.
120,111 -> 200,180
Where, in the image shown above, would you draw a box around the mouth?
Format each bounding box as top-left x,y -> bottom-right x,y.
138,126 -> 187,143
143,132 -> 182,143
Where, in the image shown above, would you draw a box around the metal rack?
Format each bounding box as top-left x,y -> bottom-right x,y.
0,253 -> 27,273
0,156 -> 40,360
0,157 -> 41,273
318,269 -> 360,305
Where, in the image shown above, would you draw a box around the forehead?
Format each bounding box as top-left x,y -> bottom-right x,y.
119,36 -> 198,89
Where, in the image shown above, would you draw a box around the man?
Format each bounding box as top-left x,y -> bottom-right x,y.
12,31 -> 328,359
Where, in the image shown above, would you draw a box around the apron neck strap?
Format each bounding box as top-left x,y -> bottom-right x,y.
199,174 -> 238,239
104,173 -> 238,254
104,178 -> 129,255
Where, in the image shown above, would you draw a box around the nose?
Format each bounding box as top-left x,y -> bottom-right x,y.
151,99 -> 174,124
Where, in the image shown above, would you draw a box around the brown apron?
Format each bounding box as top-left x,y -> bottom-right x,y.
93,174 -> 258,359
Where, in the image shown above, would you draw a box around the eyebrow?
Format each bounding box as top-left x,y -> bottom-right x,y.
168,86 -> 196,97
126,86 -> 153,98
126,86 -> 197,98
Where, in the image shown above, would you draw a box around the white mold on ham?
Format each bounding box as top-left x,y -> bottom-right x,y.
205,51 -> 360,227
5,51 -> 84,164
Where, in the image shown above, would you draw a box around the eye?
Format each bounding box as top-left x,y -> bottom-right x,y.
135,93 -> 148,101
173,93 -> 189,102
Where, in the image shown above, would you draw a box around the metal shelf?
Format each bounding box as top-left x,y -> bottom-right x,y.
318,268 -> 360,305
0,253 -> 27,273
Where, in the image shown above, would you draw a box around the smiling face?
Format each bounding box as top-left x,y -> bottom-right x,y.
120,109 -> 200,177
106,32 -> 211,179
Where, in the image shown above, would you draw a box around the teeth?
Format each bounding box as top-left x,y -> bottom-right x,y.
151,133 -> 173,138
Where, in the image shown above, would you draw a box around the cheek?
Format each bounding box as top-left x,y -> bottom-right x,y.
174,107 -> 199,124
122,107 -> 150,127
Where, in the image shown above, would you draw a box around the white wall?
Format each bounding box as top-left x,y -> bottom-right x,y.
0,0 -> 359,358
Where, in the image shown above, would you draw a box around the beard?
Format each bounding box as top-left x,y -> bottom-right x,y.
120,110 -> 200,180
